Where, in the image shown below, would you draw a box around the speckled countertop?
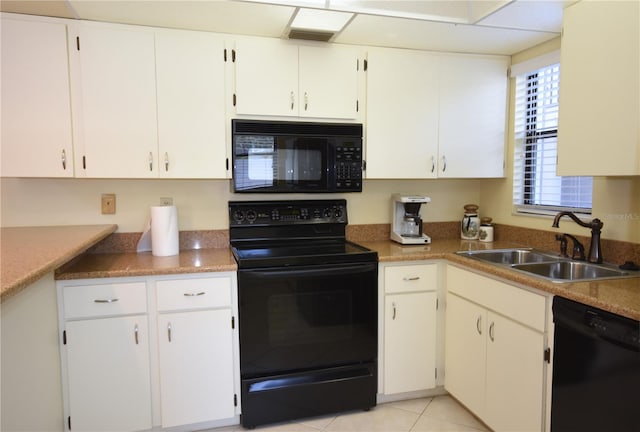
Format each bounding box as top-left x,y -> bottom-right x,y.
5,224 -> 638,321
1,225 -> 117,302
359,239 -> 640,321
56,248 -> 237,279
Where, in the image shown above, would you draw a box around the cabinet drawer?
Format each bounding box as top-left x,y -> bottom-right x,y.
63,282 -> 147,319
385,264 -> 437,294
156,277 -> 232,311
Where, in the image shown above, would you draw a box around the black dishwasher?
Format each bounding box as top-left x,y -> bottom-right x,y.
551,296 -> 640,432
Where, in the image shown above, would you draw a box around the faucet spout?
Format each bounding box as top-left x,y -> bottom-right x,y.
552,211 -> 590,229
552,212 -> 604,264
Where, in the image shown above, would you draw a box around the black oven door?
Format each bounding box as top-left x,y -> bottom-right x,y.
237,262 -> 377,378
233,135 -> 329,192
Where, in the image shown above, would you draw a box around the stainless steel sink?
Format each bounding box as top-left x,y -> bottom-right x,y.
512,261 -> 632,282
456,248 -> 639,283
456,248 -> 562,265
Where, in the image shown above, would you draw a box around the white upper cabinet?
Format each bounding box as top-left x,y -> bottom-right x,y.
73,22 -> 229,179
298,44 -> 359,119
438,54 -> 509,178
72,21 -> 158,178
365,48 -> 508,179
155,29 -> 228,179
1,14 -> 74,177
234,37 -> 359,119
365,47 -> 440,179
557,0 -> 639,176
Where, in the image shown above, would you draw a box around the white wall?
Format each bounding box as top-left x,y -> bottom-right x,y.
0,177 -> 482,232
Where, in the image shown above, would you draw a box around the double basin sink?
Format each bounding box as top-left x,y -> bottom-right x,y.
456,248 -> 638,283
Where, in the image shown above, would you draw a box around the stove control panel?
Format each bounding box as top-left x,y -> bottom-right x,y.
229,200 -> 348,226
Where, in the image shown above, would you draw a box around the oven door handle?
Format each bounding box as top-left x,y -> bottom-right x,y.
242,263 -> 376,279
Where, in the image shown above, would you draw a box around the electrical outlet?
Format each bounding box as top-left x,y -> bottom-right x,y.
101,194 -> 116,214
160,197 -> 173,206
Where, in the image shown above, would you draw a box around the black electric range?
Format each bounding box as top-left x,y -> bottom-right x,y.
228,199 -> 378,429
229,199 -> 377,268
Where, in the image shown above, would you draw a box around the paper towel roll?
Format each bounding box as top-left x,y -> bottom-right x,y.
151,205 -> 179,256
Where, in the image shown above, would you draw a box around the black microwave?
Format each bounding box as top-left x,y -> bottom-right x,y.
231,119 -> 363,193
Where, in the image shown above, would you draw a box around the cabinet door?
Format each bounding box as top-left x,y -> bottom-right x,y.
234,37 -> 298,117
438,54 -> 508,178
444,292 -> 486,416
485,311 -> 545,432
65,316 -> 152,431
365,47 -> 439,178
74,22 -> 158,178
384,292 -> 437,394
557,0 -> 639,176
298,44 -> 358,119
156,30 -> 228,179
157,309 -> 235,427
1,16 -> 74,177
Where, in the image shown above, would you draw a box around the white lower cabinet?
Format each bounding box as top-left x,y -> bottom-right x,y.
66,315 -> 152,431
156,276 -> 237,428
57,273 -> 240,431
379,262 -> 441,396
445,265 -> 549,432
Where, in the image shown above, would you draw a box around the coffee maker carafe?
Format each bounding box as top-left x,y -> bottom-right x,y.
391,194 -> 431,244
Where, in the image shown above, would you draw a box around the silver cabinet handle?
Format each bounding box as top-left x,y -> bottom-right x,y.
61,149 -> 67,170
134,324 -> 139,345
441,155 -> 447,173
476,315 -> 482,335
392,302 -> 397,320
184,291 -> 206,297
164,152 -> 169,172
430,155 -> 435,173
489,322 -> 495,342
304,92 -> 309,111
403,276 -> 420,281
94,298 -> 119,303
148,152 -> 154,171
167,322 -> 172,342
290,91 -> 295,110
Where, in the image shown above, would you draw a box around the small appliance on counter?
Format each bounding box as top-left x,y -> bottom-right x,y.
461,204 -> 480,240
391,194 -> 431,244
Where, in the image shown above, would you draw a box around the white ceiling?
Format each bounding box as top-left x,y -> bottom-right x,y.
0,0 -> 571,55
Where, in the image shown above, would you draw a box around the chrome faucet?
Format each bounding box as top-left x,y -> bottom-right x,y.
552,212 -> 603,263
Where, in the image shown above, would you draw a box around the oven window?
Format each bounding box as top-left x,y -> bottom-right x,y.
238,264 -> 377,377
268,290 -> 353,347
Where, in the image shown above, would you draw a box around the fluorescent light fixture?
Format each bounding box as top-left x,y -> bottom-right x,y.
291,8 -> 353,32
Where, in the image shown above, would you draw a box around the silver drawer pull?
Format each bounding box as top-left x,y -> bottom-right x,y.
134,324 -> 139,345
184,291 -> 206,297
403,276 -> 420,281
94,298 -> 119,303
167,322 -> 172,342
476,316 -> 482,335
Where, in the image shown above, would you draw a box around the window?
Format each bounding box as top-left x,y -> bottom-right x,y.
512,59 -> 592,215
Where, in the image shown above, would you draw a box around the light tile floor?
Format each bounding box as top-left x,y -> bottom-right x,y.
214,395 -> 490,432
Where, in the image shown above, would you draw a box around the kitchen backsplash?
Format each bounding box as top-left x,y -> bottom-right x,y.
88,223 -> 640,268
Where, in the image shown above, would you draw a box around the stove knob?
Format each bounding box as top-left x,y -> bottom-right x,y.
246,210 -> 257,222
232,210 -> 245,223
334,208 -> 343,219
323,208 -> 332,219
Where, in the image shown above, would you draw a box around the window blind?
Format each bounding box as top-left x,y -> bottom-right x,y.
513,63 -> 592,214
